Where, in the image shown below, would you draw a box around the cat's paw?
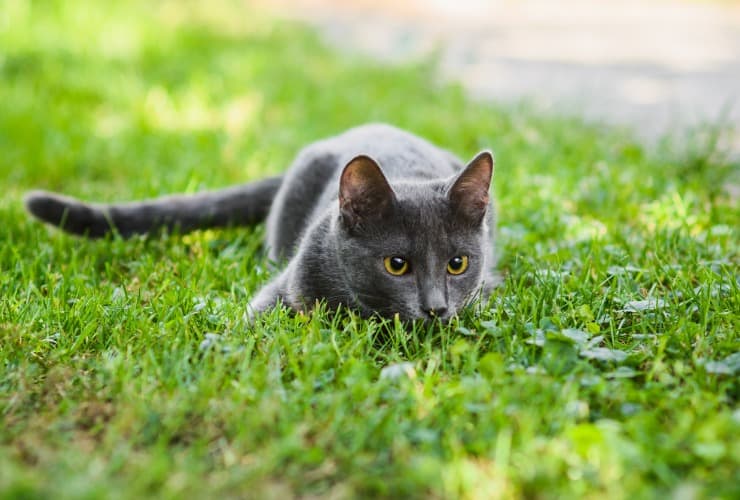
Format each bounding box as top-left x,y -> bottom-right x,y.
244,291 -> 282,327
243,303 -> 263,328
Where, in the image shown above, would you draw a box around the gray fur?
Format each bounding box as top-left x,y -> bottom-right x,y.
25,177 -> 282,237
25,124 -> 498,321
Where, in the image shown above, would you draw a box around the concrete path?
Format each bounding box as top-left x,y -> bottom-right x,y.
264,0 -> 740,150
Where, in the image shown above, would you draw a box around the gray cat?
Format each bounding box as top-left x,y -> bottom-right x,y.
25,124 -> 498,322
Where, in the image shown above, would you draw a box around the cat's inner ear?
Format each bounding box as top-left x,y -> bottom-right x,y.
339,155 -> 396,229
448,151 -> 494,224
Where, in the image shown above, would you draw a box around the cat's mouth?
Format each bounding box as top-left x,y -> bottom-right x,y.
353,295 -> 456,323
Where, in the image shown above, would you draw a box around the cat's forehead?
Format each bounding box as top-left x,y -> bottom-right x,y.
391,180 -> 443,212
392,180 -> 446,204
380,181 -> 484,248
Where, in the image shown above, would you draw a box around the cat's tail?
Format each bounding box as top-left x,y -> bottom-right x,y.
24,176 -> 283,238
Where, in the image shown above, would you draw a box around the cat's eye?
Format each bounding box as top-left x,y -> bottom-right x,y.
447,256 -> 469,275
384,256 -> 409,276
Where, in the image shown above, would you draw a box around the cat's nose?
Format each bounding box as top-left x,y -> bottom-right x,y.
423,306 -> 448,319
420,284 -> 447,319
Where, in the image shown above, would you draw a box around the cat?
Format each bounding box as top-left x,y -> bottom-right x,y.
25,124 -> 498,322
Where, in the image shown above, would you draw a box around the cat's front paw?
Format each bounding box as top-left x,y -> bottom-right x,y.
245,275 -> 289,326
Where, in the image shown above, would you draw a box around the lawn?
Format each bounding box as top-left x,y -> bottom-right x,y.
1,0 -> 738,498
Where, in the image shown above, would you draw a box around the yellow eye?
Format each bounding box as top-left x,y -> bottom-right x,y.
447,256 -> 469,275
384,256 -> 409,276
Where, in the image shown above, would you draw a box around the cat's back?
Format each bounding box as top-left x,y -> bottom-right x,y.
265,124 -> 463,258
323,123 -> 461,179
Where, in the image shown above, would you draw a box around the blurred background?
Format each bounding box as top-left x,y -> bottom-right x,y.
261,0 -> 740,150
2,0 -> 738,201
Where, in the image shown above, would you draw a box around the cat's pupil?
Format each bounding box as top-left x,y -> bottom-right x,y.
390,257 -> 406,271
449,257 -> 463,270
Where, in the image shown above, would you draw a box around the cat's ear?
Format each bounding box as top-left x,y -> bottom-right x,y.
448,151 -> 494,224
339,155 -> 396,229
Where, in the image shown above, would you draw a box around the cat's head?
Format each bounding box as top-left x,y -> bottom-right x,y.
335,152 -> 494,322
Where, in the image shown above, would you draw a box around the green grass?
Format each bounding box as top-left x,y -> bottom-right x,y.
1,0 -> 738,498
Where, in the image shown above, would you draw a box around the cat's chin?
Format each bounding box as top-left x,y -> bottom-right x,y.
368,311 -> 456,326
351,299 -> 453,324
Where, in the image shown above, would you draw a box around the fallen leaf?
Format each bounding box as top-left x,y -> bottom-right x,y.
621,299 -> 666,313
380,362 -> 416,380
701,352 -> 740,375
580,347 -> 628,362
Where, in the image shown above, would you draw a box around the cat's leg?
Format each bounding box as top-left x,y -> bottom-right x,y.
245,270 -> 290,322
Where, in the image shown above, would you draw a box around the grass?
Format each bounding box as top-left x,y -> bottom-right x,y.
1,0 -> 738,498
